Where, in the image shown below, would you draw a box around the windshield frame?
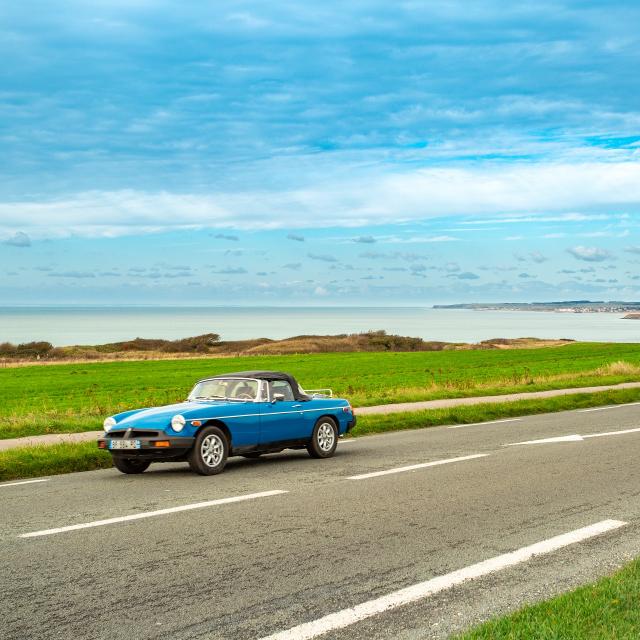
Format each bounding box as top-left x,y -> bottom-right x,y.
188,377 -> 265,402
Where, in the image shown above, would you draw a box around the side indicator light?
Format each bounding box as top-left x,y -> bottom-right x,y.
192,420 -> 202,427
98,441 -> 106,449
153,441 -> 171,448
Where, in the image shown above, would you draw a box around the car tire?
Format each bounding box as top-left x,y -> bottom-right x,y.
188,426 -> 229,475
307,417 -> 338,459
112,457 -> 151,474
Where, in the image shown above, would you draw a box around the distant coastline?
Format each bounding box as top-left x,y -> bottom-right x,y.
2,306 -> 639,347
434,300 -> 640,314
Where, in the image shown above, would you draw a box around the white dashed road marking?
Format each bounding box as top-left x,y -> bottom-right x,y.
1,478 -> 49,488
505,426 -> 640,447
20,490 -> 287,538
347,454 -> 488,480
583,427 -> 640,439
260,519 -> 627,640
448,418 -> 521,429
505,435 -> 584,446
579,402 -> 640,413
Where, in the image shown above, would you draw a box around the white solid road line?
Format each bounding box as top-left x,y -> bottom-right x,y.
579,402 -> 640,413
1,478 -> 49,488
448,418 -> 522,429
260,519 -> 626,640
347,454 -> 488,480
20,490 -> 287,538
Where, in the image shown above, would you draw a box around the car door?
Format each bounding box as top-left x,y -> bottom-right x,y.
258,380 -> 306,445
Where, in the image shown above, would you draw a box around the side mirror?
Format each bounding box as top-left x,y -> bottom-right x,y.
272,393 -> 285,403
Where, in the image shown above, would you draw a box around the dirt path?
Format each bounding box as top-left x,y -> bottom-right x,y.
2,381 -> 639,452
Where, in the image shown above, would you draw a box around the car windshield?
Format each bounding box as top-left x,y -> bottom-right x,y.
189,378 -> 260,401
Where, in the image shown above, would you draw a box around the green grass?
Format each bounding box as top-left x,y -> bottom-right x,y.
455,558 -> 640,639
0,442 -> 112,482
3,387 -> 640,482
2,342 -> 640,440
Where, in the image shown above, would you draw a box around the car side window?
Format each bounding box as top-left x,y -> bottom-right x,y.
269,381 -> 295,401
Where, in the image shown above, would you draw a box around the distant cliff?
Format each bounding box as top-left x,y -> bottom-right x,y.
623,313 -> 640,320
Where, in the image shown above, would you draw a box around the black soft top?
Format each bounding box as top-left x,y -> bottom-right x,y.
209,370 -> 310,401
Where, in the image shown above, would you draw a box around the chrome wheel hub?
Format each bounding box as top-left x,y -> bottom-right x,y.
317,422 -> 335,451
201,434 -> 224,467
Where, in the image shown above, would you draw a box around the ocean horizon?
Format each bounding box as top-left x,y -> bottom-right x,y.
0,306 -> 638,347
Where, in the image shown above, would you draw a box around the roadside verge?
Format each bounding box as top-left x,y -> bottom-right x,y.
2,381 -> 640,452
454,556 -> 640,639
2,385 -> 640,482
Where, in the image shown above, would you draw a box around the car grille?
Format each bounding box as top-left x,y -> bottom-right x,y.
109,430 -> 161,439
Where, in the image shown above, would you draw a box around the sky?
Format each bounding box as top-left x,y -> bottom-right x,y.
1,0 -> 639,305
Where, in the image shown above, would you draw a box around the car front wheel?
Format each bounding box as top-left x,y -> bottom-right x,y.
112,457 -> 151,474
188,426 -> 229,475
307,417 -> 338,459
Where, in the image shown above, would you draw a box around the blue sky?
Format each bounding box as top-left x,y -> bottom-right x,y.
1,0 -> 639,304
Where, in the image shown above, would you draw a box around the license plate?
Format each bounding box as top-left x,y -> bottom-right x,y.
109,439 -> 141,450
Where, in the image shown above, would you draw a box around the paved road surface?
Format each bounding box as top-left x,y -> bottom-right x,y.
2,402 -> 640,639
3,380 -> 639,451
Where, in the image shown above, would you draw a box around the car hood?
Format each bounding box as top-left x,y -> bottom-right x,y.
113,400 -> 250,429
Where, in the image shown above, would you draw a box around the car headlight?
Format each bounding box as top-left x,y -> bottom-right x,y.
171,414 -> 186,432
103,417 -> 116,432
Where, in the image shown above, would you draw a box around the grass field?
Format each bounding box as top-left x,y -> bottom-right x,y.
2,342 -> 640,440
455,558 -> 640,639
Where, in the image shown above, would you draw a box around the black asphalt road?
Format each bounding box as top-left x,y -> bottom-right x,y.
2,404 -> 640,640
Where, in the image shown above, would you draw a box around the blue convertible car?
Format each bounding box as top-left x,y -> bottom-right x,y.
98,371 -> 355,475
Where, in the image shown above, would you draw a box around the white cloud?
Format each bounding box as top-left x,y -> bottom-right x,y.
48,270 -> 95,278
4,231 -> 31,247
2,162 -> 640,238
212,267 -> 248,274
308,252 -> 337,262
567,246 -> 612,262
529,251 -> 548,264
353,235 -> 376,244
384,234 -> 459,244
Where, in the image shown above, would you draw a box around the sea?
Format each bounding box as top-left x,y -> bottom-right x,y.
0,306 -> 638,346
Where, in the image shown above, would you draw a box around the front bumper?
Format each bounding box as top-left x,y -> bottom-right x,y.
97,435 -> 195,459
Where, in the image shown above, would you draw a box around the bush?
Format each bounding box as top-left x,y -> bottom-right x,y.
162,333 -> 221,353
0,341 -> 53,358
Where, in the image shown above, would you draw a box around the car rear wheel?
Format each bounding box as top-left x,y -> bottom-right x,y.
307,417 -> 338,459
112,457 -> 151,474
188,426 -> 229,475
